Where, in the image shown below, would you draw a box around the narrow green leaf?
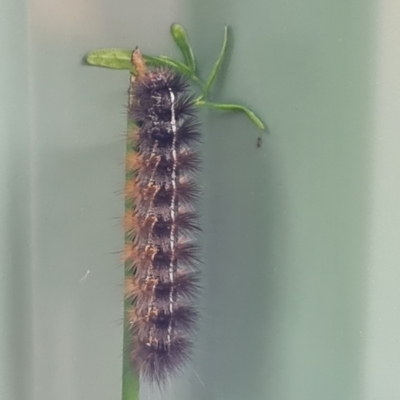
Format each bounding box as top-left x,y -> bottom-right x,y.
85,50 -> 194,76
202,26 -> 229,99
84,50 -> 183,70
170,23 -> 196,72
85,48 -> 133,70
196,101 -> 266,130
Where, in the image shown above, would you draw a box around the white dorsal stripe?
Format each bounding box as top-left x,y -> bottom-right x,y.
167,87 -> 178,346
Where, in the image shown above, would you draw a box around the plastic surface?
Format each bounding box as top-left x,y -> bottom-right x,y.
1,0 -> 400,399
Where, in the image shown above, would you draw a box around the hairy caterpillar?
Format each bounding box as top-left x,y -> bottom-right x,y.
124,49 -> 201,385
85,23 -> 265,399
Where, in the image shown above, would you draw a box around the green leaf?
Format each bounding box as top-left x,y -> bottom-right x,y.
170,23 -> 196,72
196,101 -> 266,130
85,48 -> 133,70
202,25 -> 229,99
84,49 -> 173,71
85,49 -> 206,88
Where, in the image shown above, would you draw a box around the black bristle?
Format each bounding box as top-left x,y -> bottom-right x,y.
174,93 -> 197,117
139,242 -> 200,273
153,272 -> 200,300
132,337 -> 192,384
133,272 -> 200,304
135,181 -> 200,212
135,306 -> 198,339
135,119 -> 201,155
177,117 -> 202,146
136,212 -> 199,243
135,151 -> 200,185
133,68 -> 189,102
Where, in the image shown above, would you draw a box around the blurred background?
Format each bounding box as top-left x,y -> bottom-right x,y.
1,0 -> 400,399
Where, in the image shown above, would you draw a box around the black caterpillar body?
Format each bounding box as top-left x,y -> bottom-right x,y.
124,49 -> 201,385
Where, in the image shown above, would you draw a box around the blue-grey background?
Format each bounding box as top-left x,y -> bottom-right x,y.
1,0 -> 400,399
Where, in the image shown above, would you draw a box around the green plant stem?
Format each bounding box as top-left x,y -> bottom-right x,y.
122,314 -> 139,400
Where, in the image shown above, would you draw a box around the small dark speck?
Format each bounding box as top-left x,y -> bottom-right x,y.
256,137 -> 262,148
